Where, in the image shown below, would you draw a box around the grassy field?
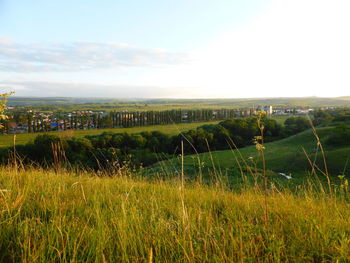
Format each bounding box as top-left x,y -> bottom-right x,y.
8,96 -> 350,109
12,102 -> 242,112
0,168 -> 349,262
0,121 -> 220,148
150,127 -> 350,182
270,114 -> 291,124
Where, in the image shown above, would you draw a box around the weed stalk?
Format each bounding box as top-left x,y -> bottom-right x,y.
255,111 -> 269,225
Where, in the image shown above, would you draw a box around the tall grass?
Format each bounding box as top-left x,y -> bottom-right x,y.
0,167 -> 349,262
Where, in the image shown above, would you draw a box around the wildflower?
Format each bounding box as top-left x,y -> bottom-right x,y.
255,143 -> 265,151
338,175 -> 345,180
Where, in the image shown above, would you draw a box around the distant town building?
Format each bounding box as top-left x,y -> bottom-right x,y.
263,105 -> 273,115
257,105 -> 273,115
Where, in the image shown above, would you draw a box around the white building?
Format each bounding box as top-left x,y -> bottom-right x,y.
263,105 -> 273,115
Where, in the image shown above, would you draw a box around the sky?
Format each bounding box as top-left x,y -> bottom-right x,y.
0,0 -> 349,98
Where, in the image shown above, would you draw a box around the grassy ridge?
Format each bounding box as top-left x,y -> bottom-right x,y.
0,121 -> 220,148
0,168 -> 349,262
151,127 -> 350,179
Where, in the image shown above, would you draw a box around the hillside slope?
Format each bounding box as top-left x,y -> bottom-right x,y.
149,127 -> 350,180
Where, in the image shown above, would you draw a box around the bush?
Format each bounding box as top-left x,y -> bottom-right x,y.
31,134 -> 67,164
313,110 -> 333,126
326,124 -> 350,146
284,116 -> 310,135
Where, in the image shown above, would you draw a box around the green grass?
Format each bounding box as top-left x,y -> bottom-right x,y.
270,114 -> 291,125
0,167 -> 350,262
0,121 -> 220,148
150,127 -> 350,182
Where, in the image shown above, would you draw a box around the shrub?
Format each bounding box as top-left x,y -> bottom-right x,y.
326,124 -> 350,146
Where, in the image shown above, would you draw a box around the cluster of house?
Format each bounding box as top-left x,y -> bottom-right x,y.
240,106 -> 314,116
7,110 -> 104,134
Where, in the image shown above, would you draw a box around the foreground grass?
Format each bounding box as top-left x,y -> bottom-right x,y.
0,121 -> 220,148
0,168 -> 349,262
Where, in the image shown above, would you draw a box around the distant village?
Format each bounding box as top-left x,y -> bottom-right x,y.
2,105 -> 318,134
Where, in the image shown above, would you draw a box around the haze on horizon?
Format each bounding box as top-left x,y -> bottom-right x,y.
0,0 -> 349,99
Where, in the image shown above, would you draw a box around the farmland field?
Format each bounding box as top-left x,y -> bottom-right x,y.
8,96 -> 350,110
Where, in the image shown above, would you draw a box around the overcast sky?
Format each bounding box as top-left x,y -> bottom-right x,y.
0,0 -> 349,98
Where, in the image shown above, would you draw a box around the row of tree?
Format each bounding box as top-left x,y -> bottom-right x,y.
312,108 -> 350,126
0,116 -> 312,170
2,108 -> 258,133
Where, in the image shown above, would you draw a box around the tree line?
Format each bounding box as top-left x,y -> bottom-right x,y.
0,116 -> 312,171
2,108 -> 254,133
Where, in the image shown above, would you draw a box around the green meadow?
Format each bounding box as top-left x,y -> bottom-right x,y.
149,127 -> 350,182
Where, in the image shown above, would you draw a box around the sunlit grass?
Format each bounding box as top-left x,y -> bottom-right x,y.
0,167 -> 349,262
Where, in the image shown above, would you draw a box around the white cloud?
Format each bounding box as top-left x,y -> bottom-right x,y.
0,80 -> 199,98
1,0 -> 350,98
135,0 -> 350,98
0,40 -> 190,72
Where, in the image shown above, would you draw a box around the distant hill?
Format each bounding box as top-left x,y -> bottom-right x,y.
7,96 -> 350,107
7,97 -> 139,106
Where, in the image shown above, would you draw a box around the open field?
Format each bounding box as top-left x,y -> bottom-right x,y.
0,168 -> 349,262
150,127 -> 350,181
0,121 -> 220,148
268,114 -> 290,124
8,96 -> 350,110
10,102 -> 241,112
